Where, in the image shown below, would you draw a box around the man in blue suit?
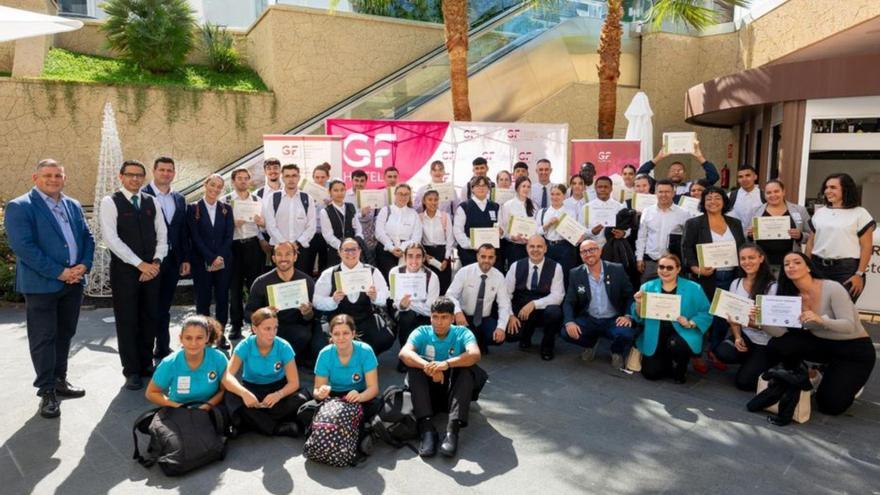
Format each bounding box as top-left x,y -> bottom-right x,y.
562,239 -> 635,369
5,159 -> 95,418
141,157 -> 190,360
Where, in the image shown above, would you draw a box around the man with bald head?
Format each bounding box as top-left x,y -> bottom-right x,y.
562,240 -> 635,369
504,235 -> 564,360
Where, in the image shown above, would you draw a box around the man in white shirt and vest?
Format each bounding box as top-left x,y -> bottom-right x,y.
264,164 -> 317,274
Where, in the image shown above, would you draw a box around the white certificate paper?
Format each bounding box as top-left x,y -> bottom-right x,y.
697,241 -> 738,269
752,216 -> 791,240
663,132 -> 696,154
639,292 -> 682,321
491,188 -> 515,205
709,288 -> 754,325
677,195 -> 701,215
583,204 -> 618,228
233,199 -> 262,222
334,268 -> 374,294
299,179 -> 330,204
470,227 -> 500,248
507,216 -> 535,239
757,295 -> 803,328
391,271 -> 427,301
426,182 -> 455,203
267,279 -> 309,311
632,193 -> 658,213
356,189 -> 387,210
555,213 -> 588,246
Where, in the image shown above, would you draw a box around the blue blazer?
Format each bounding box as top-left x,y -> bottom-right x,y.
142,184 -> 189,265
186,200 -> 234,266
4,188 -> 95,294
629,276 -> 712,356
563,261 -> 634,324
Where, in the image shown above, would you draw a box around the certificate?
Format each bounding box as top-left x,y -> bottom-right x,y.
756,295 -> 802,328
507,215 -> 535,239
299,179 -> 330,204
232,199 -> 262,222
266,279 -> 309,311
334,268 -> 374,294
752,216 -> 791,240
709,288 -> 754,325
470,227 -> 500,248
491,187 -> 515,204
555,213 -> 588,246
613,188 -> 633,203
632,193 -> 658,213
638,292 -> 682,321
677,195 -> 701,215
582,204 -> 618,228
663,132 -> 696,154
696,241 -> 738,269
390,272 -> 427,301
356,189 -> 387,210
426,182 -> 455,203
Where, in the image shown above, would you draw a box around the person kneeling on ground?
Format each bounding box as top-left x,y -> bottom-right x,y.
399,297 -> 486,458
222,307 -> 310,437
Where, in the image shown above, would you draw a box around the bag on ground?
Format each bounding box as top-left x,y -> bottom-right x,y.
303,398 -> 362,467
132,402 -> 227,476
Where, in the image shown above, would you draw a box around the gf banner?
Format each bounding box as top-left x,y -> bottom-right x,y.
570,139 -> 641,178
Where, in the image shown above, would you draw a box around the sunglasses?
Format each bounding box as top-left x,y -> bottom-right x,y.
657,264 -> 677,271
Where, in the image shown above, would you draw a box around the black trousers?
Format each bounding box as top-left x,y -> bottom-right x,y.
641,324 -> 694,382
111,262 -> 160,377
293,244 -> 312,275
306,233 -> 329,276
767,332 -> 875,415
505,241 -> 528,268
408,366 -> 480,427
376,243 -> 401,281
507,304 -> 562,353
546,241 -> 577,285
813,257 -> 863,302
192,262 -> 231,328
24,283 -> 83,395
424,244 -> 452,294
229,238 -> 265,331
155,254 -> 181,355
353,314 -> 395,356
714,335 -> 776,391
278,320 -> 325,368
396,311 -> 431,348
226,379 -> 309,435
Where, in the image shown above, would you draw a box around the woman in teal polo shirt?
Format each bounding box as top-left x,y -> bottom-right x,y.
222,307 -> 309,437
631,253 -> 713,383
146,316 -> 228,409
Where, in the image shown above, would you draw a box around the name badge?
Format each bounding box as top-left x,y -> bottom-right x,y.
489,211 -> 497,221
425,345 -> 436,361
177,376 -> 191,394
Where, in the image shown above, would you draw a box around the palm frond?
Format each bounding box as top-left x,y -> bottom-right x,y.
646,0 -> 751,31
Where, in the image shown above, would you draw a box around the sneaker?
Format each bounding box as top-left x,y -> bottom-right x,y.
580,347 -> 596,362
610,353 -> 623,369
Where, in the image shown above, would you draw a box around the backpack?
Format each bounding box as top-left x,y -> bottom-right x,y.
273,190 -> 311,214
303,398 -> 362,467
369,385 -> 418,452
132,402 -> 227,476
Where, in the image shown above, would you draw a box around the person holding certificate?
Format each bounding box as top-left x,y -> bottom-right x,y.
564,174 -> 590,213
263,164 -> 317,274
321,179 -> 365,267
767,252 -> 875,415
187,174 -> 235,349
498,176 -> 537,266
712,244 -> 787,391
314,238 -> 393,356
245,242 -> 321,367
583,177 -> 626,249
345,170 -> 378,264
222,307 -> 310,437
391,244 -> 440,371
537,184 -> 579,285
681,186 -> 746,370
414,160 -> 457,216
420,190 -> 455,293
636,139 -> 719,198
748,179 -> 812,275
453,176 -> 502,268
375,184 -> 423,278
630,254 -> 713,384
635,180 -> 691,283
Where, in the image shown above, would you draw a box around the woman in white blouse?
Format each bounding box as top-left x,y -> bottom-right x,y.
499,176 -> 537,266
419,189 -> 455,292
564,174 -> 588,215
538,184 -> 579,284
375,184 -> 422,277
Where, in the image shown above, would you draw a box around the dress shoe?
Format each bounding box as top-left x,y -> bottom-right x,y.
439,431 -> 459,457
274,422 -> 300,437
541,349 -> 554,361
125,375 -> 144,391
418,430 -> 439,457
580,347 -> 596,362
39,392 -> 61,418
55,378 -> 86,398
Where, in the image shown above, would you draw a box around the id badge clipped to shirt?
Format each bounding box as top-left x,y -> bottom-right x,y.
177,376 -> 191,395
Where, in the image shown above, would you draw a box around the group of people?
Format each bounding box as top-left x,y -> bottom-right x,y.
5,142 -> 876,463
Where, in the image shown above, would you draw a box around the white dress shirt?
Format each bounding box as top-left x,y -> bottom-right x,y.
420,210 -> 455,259
203,199 -> 218,225
100,189 -> 168,267
446,263 -> 511,331
313,262 -> 388,311
263,189 -> 317,247
536,204 -> 576,242
320,202 -> 364,250
224,191 -> 261,240
147,181 -> 177,223
730,186 -> 763,232
564,196 -> 587,218
375,204 -> 422,251
453,197 -> 496,248
505,258 -> 564,309
635,203 -> 691,261
583,197 -> 625,247
530,182 -> 554,209
499,197 -> 536,241
391,267 -> 441,317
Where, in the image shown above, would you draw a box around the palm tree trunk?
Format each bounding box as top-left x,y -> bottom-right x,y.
597,0 -> 623,138
442,0 -> 471,121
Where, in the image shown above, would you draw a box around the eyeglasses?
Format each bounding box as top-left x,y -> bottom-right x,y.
341,248 -> 360,254
580,248 -> 599,254
657,265 -> 677,271
122,173 -> 145,178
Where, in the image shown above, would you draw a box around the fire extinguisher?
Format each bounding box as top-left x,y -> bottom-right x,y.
720,163 -> 730,189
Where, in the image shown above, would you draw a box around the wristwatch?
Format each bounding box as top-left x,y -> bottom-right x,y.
856,270 -> 865,277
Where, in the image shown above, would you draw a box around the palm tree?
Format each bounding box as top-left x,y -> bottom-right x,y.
442,0 -> 471,121
596,0 -> 749,138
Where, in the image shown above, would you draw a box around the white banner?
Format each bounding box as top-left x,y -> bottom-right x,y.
856,230 -> 880,314
262,135 -> 343,180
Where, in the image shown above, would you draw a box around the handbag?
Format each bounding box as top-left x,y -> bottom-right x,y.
755,377 -> 811,424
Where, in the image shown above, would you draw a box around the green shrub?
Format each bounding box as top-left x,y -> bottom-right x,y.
200,22 -> 239,73
0,201 -> 24,303
100,0 -> 196,73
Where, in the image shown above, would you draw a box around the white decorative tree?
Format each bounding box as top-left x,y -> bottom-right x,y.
86,102 -> 122,297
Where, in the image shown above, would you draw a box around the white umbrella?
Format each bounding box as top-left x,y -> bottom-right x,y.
624,91 -> 654,167
0,6 -> 83,43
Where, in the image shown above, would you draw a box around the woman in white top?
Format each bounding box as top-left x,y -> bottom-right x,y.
538,184 -> 579,284
499,176 -> 537,266
713,244 -> 786,391
375,184 -> 422,278
565,174 -> 589,216
413,160 -> 455,216
320,180 -> 366,267
805,173 -> 875,301
747,179 -> 812,276
419,189 -> 455,292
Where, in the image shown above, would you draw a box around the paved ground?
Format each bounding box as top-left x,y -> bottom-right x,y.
1,305 -> 879,495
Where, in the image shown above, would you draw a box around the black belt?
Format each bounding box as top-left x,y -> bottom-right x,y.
234,236 -> 260,244
643,254 -> 659,262
547,239 -> 567,245
813,256 -> 858,267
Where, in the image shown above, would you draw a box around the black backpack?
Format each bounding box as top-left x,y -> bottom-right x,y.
132,402 -> 228,476
370,385 -> 418,452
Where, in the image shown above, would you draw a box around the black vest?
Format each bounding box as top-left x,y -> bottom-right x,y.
111,191 -> 158,265
512,258 -> 558,308
462,199 -> 499,243
327,203 -> 357,240
330,264 -> 376,322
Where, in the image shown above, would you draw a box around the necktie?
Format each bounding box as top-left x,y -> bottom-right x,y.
473,274 -> 488,327
541,186 -> 548,209
531,265 -> 539,290
132,195 -> 140,210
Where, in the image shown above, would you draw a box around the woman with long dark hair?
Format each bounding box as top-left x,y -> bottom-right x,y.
499,176 -> 537,265
748,179 -> 812,277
